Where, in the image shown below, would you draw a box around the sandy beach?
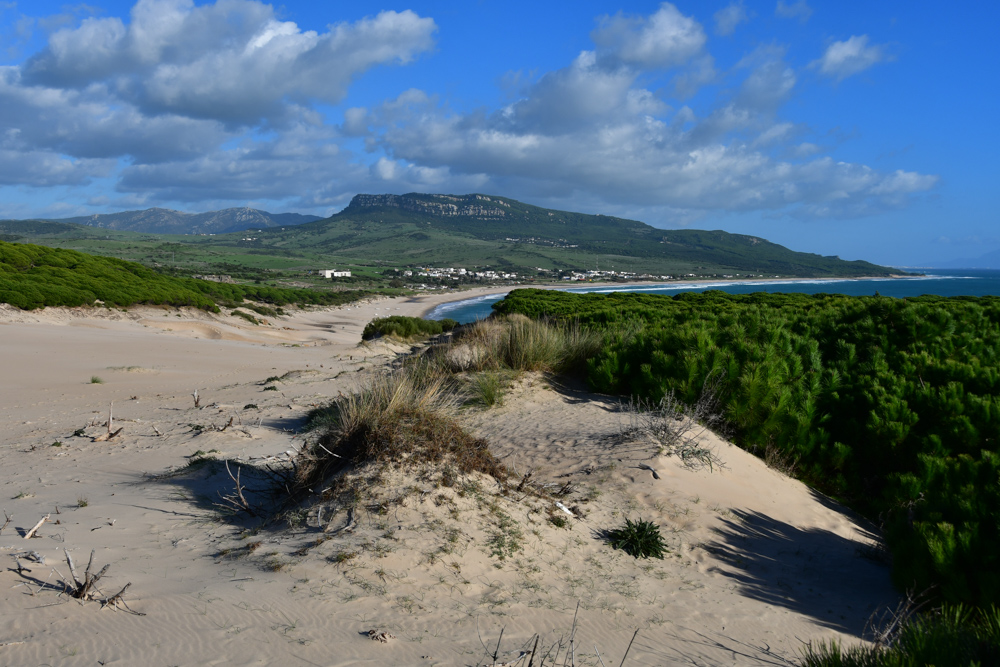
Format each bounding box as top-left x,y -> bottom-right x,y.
0,291 -> 899,666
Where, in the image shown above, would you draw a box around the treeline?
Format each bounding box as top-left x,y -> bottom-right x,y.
0,241 -> 368,311
494,288 -> 1000,606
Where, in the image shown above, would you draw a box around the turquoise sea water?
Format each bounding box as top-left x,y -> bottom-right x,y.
428,269 -> 1000,324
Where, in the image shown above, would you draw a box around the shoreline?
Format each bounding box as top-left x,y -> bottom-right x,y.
408,272 -> 925,319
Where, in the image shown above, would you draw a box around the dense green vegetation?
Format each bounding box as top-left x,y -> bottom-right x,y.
495,288 -> 1000,606
0,241 -> 369,310
361,315 -> 457,340
802,605 -> 1000,666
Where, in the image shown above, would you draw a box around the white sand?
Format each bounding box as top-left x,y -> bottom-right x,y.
0,292 -> 898,665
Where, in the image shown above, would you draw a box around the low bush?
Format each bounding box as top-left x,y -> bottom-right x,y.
802,605 -> 1000,667
361,315 -> 457,341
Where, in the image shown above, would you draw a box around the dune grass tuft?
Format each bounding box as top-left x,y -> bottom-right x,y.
296,369 -> 507,502
607,518 -> 667,560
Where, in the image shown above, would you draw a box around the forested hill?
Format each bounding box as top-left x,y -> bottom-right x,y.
290,192 -> 898,278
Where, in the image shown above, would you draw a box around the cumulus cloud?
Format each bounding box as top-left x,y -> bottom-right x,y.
714,2 -> 749,36
813,35 -> 886,81
22,0 -> 436,126
592,3 -> 706,69
0,1 -> 935,223
366,8 -> 934,222
0,0 -> 436,202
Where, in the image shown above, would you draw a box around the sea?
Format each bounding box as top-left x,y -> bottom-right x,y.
427,269 -> 1000,324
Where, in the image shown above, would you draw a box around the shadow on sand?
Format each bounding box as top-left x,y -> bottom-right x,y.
702,506 -> 899,636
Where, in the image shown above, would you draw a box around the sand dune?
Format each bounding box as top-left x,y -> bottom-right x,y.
0,289 -> 898,665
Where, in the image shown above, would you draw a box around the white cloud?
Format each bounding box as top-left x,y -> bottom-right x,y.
0,1 -> 935,223
813,35 -> 886,81
714,2 -> 749,36
775,1 -> 812,22
23,0 -> 436,126
592,3 -> 706,69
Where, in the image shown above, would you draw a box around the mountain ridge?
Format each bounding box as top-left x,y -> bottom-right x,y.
49,207 -> 322,235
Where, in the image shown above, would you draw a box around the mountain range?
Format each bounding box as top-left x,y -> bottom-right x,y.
0,193 -> 903,278
48,207 -> 321,235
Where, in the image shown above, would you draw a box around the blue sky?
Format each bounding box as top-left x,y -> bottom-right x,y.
0,1 -> 996,266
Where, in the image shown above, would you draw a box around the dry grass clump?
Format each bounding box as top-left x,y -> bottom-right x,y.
295,370 -> 507,501
452,314 -> 602,374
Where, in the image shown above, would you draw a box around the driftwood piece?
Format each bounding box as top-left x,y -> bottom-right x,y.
193,389 -> 200,408
1,510 -> 11,535
91,402 -> 123,441
23,514 -> 50,539
92,427 -> 123,442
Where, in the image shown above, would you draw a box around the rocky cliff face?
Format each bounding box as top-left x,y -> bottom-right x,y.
349,194 -> 510,220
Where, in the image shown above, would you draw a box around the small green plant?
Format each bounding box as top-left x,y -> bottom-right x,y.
77,497 -> 89,508
262,385 -> 278,391
89,376 -> 104,384
51,441 -> 63,447
470,371 -> 509,408
263,376 -> 282,384
243,403 -> 259,410
330,550 -> 358,565
72,428 -> 86,437
607,518 -> 667,559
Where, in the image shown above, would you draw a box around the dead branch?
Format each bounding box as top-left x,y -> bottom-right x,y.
192,389 -> 200,408
214,461 -> 257,516
619,629 -> 639,667
217,416 -> 234,432
1,510 -> 11,535
64,548 -> 81,588
23,514 -> 50,539
152,425 -> 163,437
101,582 -> 145,615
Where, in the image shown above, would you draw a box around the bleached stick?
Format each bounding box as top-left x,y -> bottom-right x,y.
64,549 -> 82,587
1,510 -> 11,535
23,514 -> 49,539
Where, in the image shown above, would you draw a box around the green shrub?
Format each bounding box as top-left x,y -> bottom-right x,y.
231,309 -> 260,325
607,518 -> 667,559
496,289 -> 1000,605
801,605 -> 1000,667
362,315 -> 457,341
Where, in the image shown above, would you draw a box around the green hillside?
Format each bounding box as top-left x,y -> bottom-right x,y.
1,193 -> 904,279
0,241 -> 368,310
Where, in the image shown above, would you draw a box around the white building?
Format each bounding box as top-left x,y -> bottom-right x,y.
319,269 -> 351,278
